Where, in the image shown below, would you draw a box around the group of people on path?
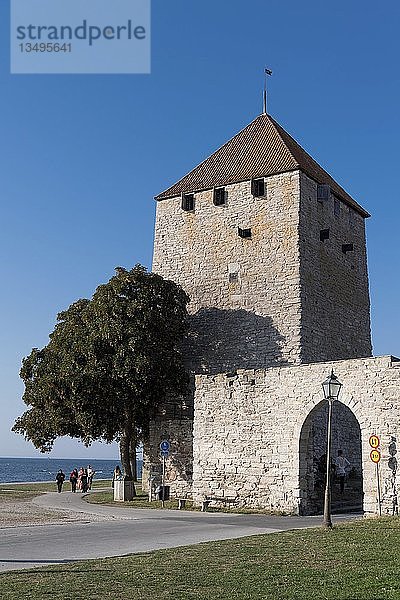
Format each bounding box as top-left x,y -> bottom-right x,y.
55,465 -> 95,493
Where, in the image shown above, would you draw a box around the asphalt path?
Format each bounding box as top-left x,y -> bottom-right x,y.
0,491 -> 361,573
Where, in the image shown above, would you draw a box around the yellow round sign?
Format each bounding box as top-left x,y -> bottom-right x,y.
370,449 -> 381,463
369,434 -> 380,449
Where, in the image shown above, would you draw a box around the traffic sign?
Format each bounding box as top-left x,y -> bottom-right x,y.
160,450 -> 169,458
160,440 -> 170,452
369,434 -> 380,449
370,449 -> 381,463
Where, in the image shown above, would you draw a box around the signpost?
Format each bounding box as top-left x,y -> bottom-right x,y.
369,434 -> 380,449
370,449 -> 381,463
369,434 -> 382,515
159,440 -> 170,507
160,440 -> 170,453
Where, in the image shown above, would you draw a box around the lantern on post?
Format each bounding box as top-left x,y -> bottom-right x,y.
321,370 -> 342,528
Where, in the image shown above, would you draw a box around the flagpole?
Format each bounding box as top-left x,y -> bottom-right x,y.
263,68 -> 273,114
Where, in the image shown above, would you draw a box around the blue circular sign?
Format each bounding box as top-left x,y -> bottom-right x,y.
160,440 -> 170,452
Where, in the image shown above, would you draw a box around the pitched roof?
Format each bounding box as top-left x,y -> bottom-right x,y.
155,113 -> 370,217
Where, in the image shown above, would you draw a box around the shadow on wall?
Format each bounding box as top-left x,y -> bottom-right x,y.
186,307 -> 287,375
148,446 -> 193,487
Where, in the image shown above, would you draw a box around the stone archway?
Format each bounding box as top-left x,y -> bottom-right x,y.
298,400 -> 363,515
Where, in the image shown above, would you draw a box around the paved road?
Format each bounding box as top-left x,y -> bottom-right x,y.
0,491 -> 361,572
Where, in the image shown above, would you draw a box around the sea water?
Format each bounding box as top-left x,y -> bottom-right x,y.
0,457 -> 143,484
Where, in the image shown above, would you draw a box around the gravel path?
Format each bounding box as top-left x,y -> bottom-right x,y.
0,491 -> 109,528
1,488 -> 364,531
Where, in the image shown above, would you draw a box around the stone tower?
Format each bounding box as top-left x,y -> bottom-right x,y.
145,112 -> 372,497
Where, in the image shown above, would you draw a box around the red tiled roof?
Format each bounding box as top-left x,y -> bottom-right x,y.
155,113 -> 370,217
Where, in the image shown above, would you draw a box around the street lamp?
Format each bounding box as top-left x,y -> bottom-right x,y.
322,370 -> 342,528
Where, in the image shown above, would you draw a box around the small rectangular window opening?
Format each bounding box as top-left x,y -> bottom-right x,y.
251,178 -> 265,197
182,193 -> 194,211
334,198 -> 340,216
213,187 -> 226,206
238,227 -> 252,239
320,229 -> 330,241
317,184 -> 330,203
229,272 -> 239,283
342,243 -> 354,254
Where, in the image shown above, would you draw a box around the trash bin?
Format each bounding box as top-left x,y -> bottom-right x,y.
113,478 -> 135,502
158,485 -> 170,501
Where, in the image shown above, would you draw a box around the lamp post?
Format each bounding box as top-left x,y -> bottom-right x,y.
322,370 -> 342,528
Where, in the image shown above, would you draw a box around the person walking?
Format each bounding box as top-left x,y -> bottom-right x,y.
55,469 -> 65,493
77,466 -> 84,491
81,468 -> 88,493
69,468 -> 78,493
335,450 -> 350,494
87,464 -> 95,490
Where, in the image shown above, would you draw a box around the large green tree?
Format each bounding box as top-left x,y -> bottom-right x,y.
13,266 -> 190,485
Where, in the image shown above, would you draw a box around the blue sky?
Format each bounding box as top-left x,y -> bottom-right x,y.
0,0 -> 399,458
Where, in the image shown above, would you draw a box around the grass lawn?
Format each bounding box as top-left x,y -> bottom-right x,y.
0,481 -> 285,513
86,486 -> 285,513
85,484 -> 196,510
0,488 -> 39,502
1,517 -> 400,599
0,479 -> 195,510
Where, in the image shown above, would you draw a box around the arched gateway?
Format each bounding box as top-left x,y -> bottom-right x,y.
298,400 -> 363,515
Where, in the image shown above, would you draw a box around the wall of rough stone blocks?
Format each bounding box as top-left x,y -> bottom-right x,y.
153,171 -> 372,372
150,172 -> 304,496
152,172 -> 303,372
149,169 -> 374,506
142,414 -> 194,498
299,172 -> 372,362
192,356 -> 400,515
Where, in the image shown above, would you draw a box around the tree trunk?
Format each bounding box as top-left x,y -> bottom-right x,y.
119,432 -> 132,478
119,421 -> 137,497
129,435 -> 137,482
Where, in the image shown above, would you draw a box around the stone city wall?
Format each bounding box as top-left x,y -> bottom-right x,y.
149,172 -> 304,497
149,170 -> 375,509
192,355 -> 400,515
142,415 -> 194,499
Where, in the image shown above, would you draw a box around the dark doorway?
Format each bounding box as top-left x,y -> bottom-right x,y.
299,400 -> 363,515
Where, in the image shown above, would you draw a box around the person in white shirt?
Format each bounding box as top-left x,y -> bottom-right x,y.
87,464 -> 95,490
335,450 -> 350,494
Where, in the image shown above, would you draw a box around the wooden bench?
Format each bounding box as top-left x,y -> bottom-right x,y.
201,497 -> 236,512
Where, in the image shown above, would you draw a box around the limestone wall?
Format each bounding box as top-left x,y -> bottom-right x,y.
142,414 -> 194,498
192,356 -> 400,515
149,169 -> 374,508
299,172 -> 372,362
153,171 -> 371,370
150,172 -> 304,496
152,172 -> 303,371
